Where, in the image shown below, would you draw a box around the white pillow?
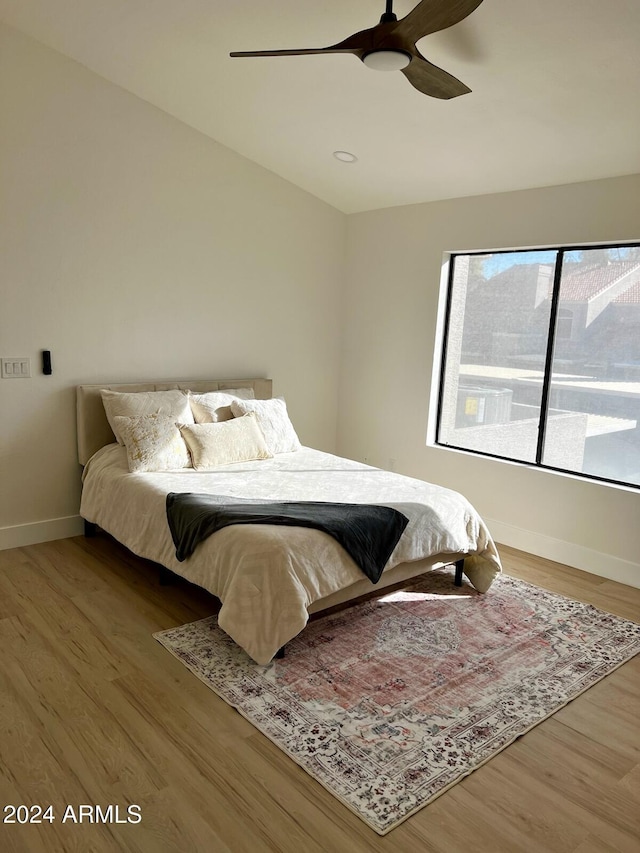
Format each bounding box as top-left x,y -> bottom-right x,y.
229,397 -> 301,454
188,387 -> 255,424
114,413 -> 192,473
102,389 -> 194,444
179,413 -> 273,469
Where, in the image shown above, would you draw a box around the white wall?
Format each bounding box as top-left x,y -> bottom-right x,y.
339,175 -> 640,587
0,25 -> 346,547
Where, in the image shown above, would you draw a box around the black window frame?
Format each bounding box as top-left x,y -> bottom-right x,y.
435,241 -> 640,490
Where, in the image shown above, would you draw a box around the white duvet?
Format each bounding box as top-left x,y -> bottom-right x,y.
81,444 -> 501,664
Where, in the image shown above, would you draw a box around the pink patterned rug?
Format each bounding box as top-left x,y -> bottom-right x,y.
154,569 -> 640,834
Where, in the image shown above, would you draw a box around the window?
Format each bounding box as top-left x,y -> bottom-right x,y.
436,243 -> 640,488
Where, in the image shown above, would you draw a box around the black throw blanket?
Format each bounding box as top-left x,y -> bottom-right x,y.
166,493 -> 409,584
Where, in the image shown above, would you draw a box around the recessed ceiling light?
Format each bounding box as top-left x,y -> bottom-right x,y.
333,150 -> 358,163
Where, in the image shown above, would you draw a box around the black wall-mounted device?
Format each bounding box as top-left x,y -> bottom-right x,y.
42,350 -> 52,375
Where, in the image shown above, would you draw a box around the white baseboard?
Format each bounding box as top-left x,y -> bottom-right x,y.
0,515 -> 84,551
487,518 -> 640,589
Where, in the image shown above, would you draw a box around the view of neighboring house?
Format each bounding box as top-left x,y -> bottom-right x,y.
440,253 -> 640,486
555,259 -> 640,376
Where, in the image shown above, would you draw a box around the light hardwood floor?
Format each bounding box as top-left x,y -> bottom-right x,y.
0,535 -> 638,853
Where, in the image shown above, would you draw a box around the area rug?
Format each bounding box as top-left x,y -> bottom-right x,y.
154,569 -> 640,835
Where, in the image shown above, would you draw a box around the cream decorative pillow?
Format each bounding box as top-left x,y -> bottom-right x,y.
179,413 -> 273,469
188,387 -> 255,424
114,413 -> 191,473
229,397 -> 301,454
102,389 -> 194,444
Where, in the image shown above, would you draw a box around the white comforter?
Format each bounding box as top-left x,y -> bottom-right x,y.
80,444 -> 501,663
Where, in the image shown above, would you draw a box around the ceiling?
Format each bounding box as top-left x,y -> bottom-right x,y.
2,0 -> 639,213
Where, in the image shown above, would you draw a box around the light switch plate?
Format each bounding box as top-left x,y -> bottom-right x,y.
1,358 -> 31,378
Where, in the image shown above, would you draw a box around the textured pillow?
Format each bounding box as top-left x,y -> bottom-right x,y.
179,413 -> 273,469
102,389 -> 194,444
229,397 -> 301,454
114,413 -> 192,473
188,387 -> 255,424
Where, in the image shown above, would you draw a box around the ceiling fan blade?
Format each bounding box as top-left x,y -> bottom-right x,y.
401,54 -> 471,99
230,25 -> 384,61
394,0 -> 485,44
230,47 -> 358,58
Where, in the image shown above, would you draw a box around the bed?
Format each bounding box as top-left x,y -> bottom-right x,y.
77,378 -> 501,664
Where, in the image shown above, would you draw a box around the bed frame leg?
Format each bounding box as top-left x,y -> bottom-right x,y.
454,559 -> 464,587
84,520 -> 97,538
275,646 -> 285,660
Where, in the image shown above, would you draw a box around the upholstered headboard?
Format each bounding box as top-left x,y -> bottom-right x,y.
76,378 -> 273,465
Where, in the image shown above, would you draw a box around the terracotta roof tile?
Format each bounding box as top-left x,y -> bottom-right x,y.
559,261 -> 640,302
613,279 -> 640,304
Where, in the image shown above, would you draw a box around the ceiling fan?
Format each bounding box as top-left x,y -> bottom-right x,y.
230,0 -> 485,100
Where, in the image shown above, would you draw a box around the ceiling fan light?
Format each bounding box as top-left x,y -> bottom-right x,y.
362,50 -> 411,72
